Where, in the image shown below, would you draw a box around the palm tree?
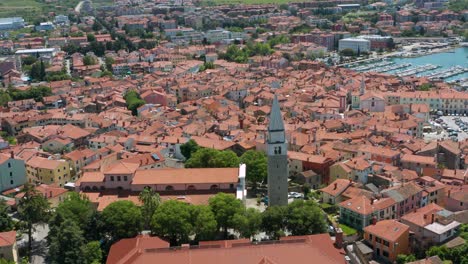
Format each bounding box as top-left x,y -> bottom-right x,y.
138,187 -> 160,230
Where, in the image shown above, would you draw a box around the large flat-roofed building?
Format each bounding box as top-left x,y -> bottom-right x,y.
0,17 -> 25,31
339,38 -> 371,53
15,48 -> 57,71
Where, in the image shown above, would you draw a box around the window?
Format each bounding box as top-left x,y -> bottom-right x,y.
10,180 -> 13,185
124,176 -> 128,181
9,172 -> 12,177
369,234 -> 373,241
117,176 -> 121,181
8,163 -> 11,168
110,176 -> 114,181
383,251 -> 389,258
165,185 -> 174,191
383,240 -> 390,247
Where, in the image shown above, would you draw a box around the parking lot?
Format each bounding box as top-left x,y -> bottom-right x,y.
424,116 -> 468,142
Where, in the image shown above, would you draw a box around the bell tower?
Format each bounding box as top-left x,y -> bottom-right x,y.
267,95 -> 288,206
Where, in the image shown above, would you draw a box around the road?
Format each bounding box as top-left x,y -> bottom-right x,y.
18,224 -> 49,264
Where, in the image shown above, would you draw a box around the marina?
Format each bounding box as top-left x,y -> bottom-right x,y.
345,47 -> 468,83
376,63 -> 412,73
395,64 -> 440,77
350,61 -> 394,72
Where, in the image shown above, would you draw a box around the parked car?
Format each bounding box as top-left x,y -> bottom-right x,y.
288,192 -> 304,199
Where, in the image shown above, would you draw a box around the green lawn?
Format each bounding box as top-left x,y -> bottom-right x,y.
0,0 -> 42,21
339,224 -> 357,236
93,0 -> 115,7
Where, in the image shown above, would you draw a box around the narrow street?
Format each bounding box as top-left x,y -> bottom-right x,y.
18,224 -> 49,264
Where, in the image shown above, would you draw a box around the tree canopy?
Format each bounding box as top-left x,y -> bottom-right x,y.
233,208 -> 262,239
124,90 -> 145,116
139,187 -> 160,230
261,205 -> 288,240
48,219 -> 86,264
54,192 -> 95,230
0,199 -> 13,232
180,139 -> 199,160
101,200 -> 143,241
17,184 -> 50,259
151,200 -> 193,246
185,148 -> 239,168
286,200 -> 326,236
240,150 -> 267,188
208,193 -> 244,238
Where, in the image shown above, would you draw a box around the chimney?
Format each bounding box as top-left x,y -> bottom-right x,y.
370,198 -> 374,205
10,151 -> 14,159
448,190 -> 451,198
372,216 -> 377,225
334,183 -> 337,190
431,214 -> 435,224
335,228 -> 344,248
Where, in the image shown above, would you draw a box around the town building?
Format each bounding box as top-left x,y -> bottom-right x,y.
339,38 -> 371,53
106,233 -> 345,264
0,152 -> 27,193
0,231 -> 18,262
363,220 -> 410,263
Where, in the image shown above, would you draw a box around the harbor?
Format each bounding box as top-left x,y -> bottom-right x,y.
345,47 -> 468,83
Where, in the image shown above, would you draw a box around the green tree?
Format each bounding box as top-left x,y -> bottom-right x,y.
83,55 -> 97,66
82,241 -> 102,264
240,150 -> 267,189
87,34 -> 96,42
261,205 -> 287,240
185,148 -> 239,168
48,219 -> 85,264
286,200 -> 326,236
151,200 -> 193,246
209,193 -> 244,238
139,187 -> 160,230
418,83 -> 432,91
190,205 -> 218,241
22,56 -> 37,66
180,139 -> 199,160
0,199 -> 13,232
101,201 -> 142,241
105,56 -> 115,71
17,184 -> 50,260
124,90 -> 145,116
340,48 -> 355,57
396,254 -> 417,264
0,93 -> 12,106
40,60 -> 46,80
54,192 -> 95,230
233,208 -> 262,239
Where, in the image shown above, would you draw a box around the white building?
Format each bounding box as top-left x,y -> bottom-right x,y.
339,38 -> 371,53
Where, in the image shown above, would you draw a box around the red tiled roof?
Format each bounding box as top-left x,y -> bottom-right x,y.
0,231 -> 16,247
364,220 -> 409,242
132,168 -> 239,185
107,233 -> 345,264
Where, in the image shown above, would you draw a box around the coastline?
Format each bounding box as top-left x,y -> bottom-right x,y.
392,45 -> 460,58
